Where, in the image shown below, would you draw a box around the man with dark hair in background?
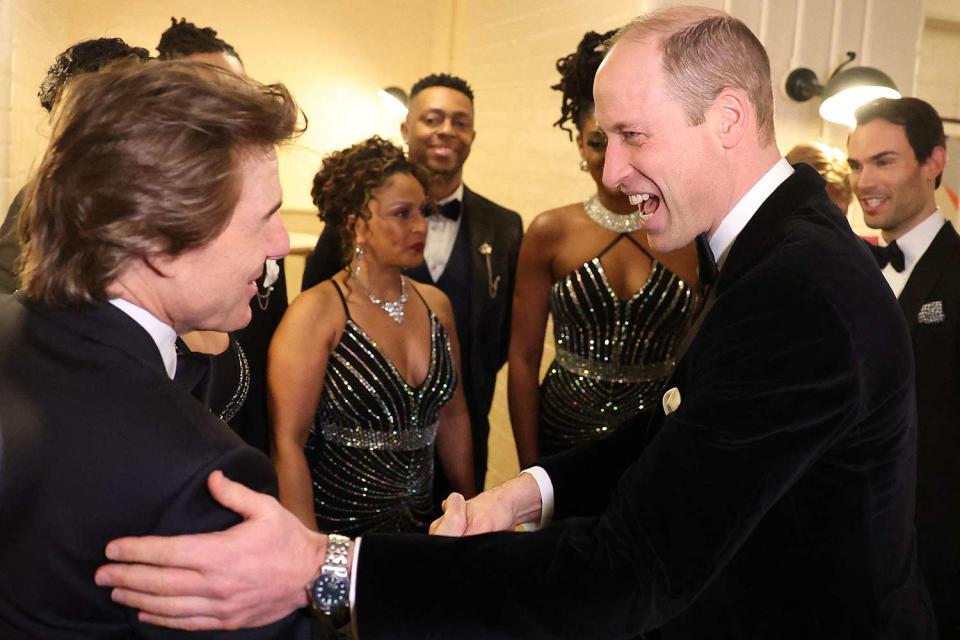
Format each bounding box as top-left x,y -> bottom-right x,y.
157,17 -> 287,455
304,73 -> 523,494
0,37 -> 149,294
0,59 -> 311,638
848,96 -> 959,636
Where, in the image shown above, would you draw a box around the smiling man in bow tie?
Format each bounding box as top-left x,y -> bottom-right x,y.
848,96 -> 960,636
399,74 -> 523,497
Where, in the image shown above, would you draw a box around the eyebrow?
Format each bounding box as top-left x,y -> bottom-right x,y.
849,150 -> 898,166
263,201 -> 282,220
422,107 -> 472,119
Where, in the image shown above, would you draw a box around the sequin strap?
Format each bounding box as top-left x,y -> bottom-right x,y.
554,347 -> 675,384
321,420 -> 439,451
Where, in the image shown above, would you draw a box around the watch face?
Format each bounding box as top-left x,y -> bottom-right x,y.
311,573 -> 349,613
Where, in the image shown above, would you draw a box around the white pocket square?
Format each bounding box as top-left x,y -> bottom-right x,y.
918,301 -> 945,324
662,387 -> 681,416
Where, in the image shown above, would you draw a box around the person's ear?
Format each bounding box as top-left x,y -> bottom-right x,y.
923,146 -> 947,185
710,88 -> 749,149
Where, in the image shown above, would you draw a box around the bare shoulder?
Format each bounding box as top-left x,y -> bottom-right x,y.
412,282 -> 455,326
526,203 -> 583,242
278,278 -> 347,344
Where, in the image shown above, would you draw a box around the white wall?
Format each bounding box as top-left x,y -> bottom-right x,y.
445,0 -> 925,237
2,0 -> 70,210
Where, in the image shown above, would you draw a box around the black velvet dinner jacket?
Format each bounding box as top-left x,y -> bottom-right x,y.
353,164 -> 935,639
0,295 -> 311,639
901,223 -> 960,589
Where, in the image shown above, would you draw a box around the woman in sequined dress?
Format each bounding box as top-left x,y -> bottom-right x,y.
508,31 -> 700,468
270,137 -> 476,536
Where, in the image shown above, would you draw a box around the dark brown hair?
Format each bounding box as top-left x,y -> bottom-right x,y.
311,136 -> 429,265
855,97 -> 946,188
19,59 -> 302,305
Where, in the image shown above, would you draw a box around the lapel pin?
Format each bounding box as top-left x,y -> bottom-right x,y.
478,243 -> 500,299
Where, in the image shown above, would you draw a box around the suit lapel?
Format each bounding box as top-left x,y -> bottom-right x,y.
463,186 -> 495,352
898,222 -> 957,332
676,164 -> 828,352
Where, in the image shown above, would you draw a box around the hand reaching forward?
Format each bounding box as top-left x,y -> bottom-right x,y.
95,471 -> 328,631
429,473 -> 543,536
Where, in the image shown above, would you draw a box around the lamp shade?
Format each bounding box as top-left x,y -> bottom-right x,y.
819,66 -> 900,128
378,86 -> 409,117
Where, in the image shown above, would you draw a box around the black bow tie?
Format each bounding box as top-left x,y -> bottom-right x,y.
696,233 -> 719,288
433,199 -> 461,221
870,240 -> 905,272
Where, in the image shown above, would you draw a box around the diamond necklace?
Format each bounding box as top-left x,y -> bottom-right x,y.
357,275 -> 408,324
583,194 -> 649,233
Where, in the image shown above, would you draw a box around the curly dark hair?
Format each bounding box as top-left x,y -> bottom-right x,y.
38,38 -> 150,112
311,136 -> 429,266
156,17 -> 241,62
552,29 -> 616,140
410,73 -> 473,103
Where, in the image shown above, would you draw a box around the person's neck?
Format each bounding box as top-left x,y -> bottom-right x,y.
706,144 -> 782,238
428,171 -> 463,201
354,257 -> 404,299
107,266 -> 177,331
596,187 -> 635,215
882,201 -> 939,243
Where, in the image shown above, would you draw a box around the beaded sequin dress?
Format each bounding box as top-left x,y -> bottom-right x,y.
539,231 -> 695,455
305,280 -> 456,536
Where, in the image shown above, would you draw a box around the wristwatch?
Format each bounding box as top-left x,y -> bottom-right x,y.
307,533 -> 351,623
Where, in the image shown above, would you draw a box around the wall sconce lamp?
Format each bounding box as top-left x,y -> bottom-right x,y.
378,86 -> 409,117
786,52 -> 901,128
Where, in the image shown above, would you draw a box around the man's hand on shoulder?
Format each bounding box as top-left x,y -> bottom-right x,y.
95,470 -> 326,631
429,473 -> 542,536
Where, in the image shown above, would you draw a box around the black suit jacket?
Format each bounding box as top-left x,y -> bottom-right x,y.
353,164 -> 934,639
0,188 -> 24,294
450,186 -> 523,430
899,221 -> 960,625
0,295 -> 310,639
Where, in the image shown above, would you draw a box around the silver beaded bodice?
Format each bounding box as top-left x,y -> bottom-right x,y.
539,255 -> 694,454
306,313 -> 456,536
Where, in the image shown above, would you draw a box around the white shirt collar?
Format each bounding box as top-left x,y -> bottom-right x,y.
884,208 -> 943,269
709,158 -> 795,263
436,183 -> 464,206
108,298 -> 178,379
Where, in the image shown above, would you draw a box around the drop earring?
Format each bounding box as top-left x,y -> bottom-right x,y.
579,159 -> 589,172
352,245 -> 364,280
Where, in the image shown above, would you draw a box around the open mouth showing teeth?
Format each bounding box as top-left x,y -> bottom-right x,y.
627,193 -> 660,220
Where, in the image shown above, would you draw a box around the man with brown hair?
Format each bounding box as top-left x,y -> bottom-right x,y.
0,60 -> 311,638
97,7 -> 933,638
848,96 -> 958,636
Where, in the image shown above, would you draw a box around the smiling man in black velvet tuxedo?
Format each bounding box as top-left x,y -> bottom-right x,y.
848,97 -> 958,637
96,7 -> 934,638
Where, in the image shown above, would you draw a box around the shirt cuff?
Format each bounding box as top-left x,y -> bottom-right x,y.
348,536 -> 361,611
520,466 -> 554,530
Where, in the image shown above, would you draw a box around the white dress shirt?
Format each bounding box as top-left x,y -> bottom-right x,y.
109,298 -> 177,379
709,158 -> 795,264
529,158 -> 796,528
879,209 -> 944,298
424,183 -> 464,282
